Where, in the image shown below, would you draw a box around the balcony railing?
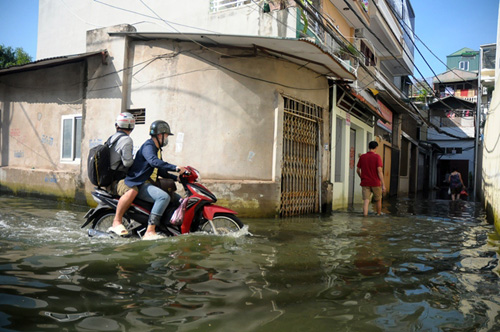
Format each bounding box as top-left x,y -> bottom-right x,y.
210,0 -> 251,12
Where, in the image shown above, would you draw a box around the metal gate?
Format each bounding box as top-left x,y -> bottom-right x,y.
280,96 -> 323,217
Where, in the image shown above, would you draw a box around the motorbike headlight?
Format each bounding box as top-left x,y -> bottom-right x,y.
191,185 -> 209,198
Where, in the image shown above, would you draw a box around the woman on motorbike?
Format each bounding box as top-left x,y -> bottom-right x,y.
116,120 -> 185,240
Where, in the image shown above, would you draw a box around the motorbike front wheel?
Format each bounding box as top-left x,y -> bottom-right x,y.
93,210 -> 131,233
200,213 -> 243,234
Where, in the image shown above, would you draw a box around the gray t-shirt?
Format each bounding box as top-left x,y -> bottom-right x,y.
109,132 -> 133,172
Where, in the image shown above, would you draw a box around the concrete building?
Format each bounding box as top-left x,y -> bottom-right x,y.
446,48 -> 480,74
1,0 -> 420,216
481,7 -> 500,230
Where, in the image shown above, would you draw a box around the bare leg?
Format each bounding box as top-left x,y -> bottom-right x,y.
113,189 -> 138,227
363,199 -> 370,216
375,199 -> 382,215
144,224 -> 156,237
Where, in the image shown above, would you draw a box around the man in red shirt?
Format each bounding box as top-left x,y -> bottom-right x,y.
356,141 -> 386,216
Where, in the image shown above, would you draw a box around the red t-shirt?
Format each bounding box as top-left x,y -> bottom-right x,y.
356,151 -> 383,187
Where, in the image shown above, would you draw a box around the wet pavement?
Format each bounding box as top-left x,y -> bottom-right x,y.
0,195 -> 499,331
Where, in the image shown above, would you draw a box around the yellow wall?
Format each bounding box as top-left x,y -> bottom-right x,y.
322,1 -> 354,44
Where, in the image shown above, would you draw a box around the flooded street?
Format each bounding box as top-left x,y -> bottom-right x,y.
1,195 -> 500,331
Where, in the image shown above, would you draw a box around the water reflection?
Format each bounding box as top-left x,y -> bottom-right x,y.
0,195 -> 499,331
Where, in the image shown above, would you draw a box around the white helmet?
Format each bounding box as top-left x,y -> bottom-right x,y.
116,112 -> 135,130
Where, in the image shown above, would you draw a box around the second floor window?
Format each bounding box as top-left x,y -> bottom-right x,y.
360,41 -> 376,66
459,61 -> 469,71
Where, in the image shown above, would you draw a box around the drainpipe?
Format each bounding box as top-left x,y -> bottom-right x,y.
473,49 -> 482,201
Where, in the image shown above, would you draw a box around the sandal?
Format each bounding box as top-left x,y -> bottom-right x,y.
107,224 -> 129,236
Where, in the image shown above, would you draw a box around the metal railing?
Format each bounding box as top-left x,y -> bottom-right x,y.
210,0 -> 251,12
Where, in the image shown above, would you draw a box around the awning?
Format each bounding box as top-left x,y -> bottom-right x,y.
336,84 -> 389,126
0,51 -> 108,76
428,95 -> 476,110
108,32 -> 356,80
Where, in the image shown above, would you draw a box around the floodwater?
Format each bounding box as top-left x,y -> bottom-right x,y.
1,195 -> 500,332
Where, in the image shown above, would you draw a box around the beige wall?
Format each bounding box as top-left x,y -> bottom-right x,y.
123,39 -> 327,179
38,0 -> 298,60
0,62 -> 89,199
322,1 -> 353,44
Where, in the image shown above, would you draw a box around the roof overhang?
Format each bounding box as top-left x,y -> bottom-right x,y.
337,83 -> 389,126
429,95 -> 476,110
108,32 -> 356,81
0,51 -> 108,76
433,69 -> 478,84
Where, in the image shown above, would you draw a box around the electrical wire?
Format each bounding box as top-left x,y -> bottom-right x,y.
385,2 -> 470,83
93,0 -> 221,33
313,0 -> 472,139
15,0 -> 478,141
343,0 -> 464,114
378,0 -> 476,112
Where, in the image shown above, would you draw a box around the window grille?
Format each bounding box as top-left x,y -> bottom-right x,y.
210,0 -> 251,12
280,95 -> 323,217
127,108 -> 146,125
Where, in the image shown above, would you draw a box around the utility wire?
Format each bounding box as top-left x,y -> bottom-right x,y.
379,0 -> 475,112
385,1 -> 470,83
328,0 -> 468,139
93,0 -> 220,33
292,1 -> 428,124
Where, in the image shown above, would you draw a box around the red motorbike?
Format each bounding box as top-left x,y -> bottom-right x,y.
81,166 -> 244,238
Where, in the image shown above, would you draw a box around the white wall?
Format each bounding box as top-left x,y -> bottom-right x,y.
331,86 -> 374,210
38,0 -> 297,59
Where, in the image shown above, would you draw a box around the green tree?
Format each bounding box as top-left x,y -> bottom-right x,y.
0,44 -> 32,69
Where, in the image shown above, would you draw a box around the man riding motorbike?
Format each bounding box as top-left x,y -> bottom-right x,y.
114,120 -> 185,240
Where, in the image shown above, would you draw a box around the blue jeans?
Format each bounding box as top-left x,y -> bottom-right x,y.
137,182 -> 171,218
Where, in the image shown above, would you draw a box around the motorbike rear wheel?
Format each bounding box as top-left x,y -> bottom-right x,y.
200,213 -> 243,234
93,210 -> 131,233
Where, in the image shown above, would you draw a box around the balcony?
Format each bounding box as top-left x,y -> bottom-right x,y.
369,0 -> 414,76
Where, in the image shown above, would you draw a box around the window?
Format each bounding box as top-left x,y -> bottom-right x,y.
360,41 -> 376,66
61,115 -> 82,162
459,61 -> 469,71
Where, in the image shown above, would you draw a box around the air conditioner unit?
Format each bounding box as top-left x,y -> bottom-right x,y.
355,28 -> 365,38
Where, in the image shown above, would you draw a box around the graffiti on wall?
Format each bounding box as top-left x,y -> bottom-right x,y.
10,128 -> 26,143
44,175 -> 58,183
89,139 -> 103,149
41,135 -> 54,146
14,151 -> 24,158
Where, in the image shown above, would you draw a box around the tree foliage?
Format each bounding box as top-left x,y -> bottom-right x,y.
0,45 -> 32,69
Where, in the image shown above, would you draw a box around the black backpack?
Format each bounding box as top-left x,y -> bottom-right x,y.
87,132 -> 127,187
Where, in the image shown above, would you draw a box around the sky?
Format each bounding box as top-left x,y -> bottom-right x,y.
0,0 -> 498,79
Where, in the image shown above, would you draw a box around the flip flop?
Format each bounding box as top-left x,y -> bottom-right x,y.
107,224 -> 129,236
